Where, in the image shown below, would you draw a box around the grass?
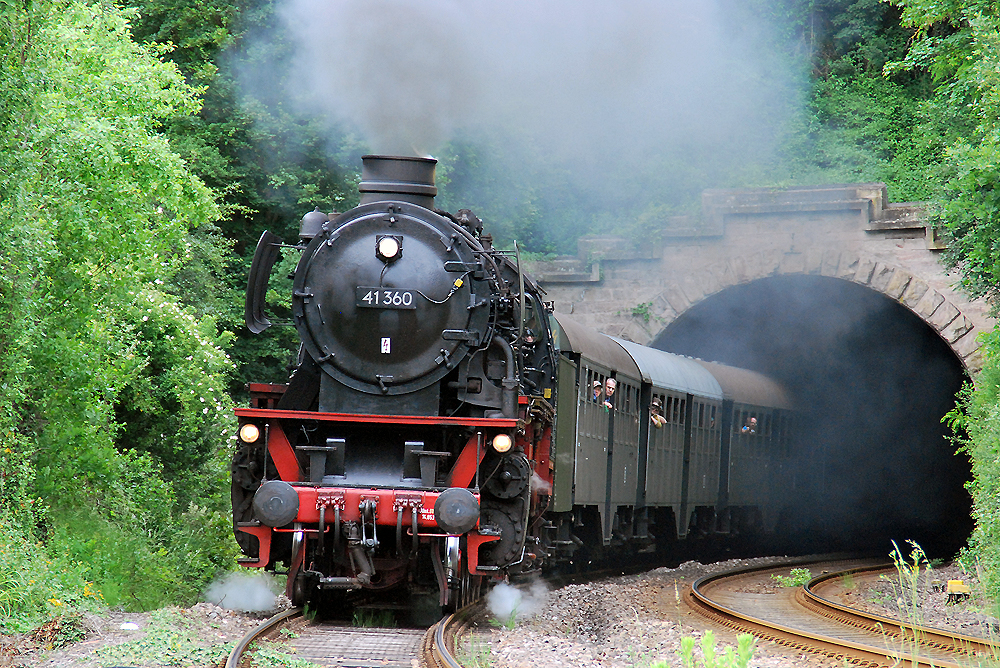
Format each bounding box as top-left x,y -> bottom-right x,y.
93,608 -> 317,668
460,635 -> 494,668
662,630 -> 755,668
244,640 -> 317,668
93,608 -> 231,667
771,568 -> 813,588
351,608 -> 396,628
489,604 -> 519,631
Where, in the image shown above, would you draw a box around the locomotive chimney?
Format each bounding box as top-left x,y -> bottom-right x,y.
359,155 -> 437,210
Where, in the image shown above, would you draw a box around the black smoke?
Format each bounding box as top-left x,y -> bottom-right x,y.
654,275 -> 971,557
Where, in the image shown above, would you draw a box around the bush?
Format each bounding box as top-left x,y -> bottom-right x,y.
0,515 -> 105,633
949,329 -> 1000,601
52,504 -> 238,611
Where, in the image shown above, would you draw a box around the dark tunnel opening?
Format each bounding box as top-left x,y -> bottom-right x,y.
652,274 -> 971,558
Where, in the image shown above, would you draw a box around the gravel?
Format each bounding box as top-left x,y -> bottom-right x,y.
4,558 -> 997,667
474,557 -> 1000,668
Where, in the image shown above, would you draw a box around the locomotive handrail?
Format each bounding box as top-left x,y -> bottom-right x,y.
235,407 -> 518,427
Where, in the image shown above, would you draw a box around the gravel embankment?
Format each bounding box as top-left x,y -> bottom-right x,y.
477,557 -> 998,668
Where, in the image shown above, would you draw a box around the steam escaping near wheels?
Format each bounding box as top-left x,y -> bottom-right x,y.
486,581 -> 549,625
204,572 -> 283,612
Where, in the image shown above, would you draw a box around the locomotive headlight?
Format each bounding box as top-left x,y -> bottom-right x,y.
492,433 -> 513,453
239,423 -> 260,443
376,235 -> 402,262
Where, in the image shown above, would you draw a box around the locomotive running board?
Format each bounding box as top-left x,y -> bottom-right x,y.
245,230 -> 283,333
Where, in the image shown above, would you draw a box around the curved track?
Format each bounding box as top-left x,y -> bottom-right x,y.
688,559 -> 1000,667
225,605 -> 478,668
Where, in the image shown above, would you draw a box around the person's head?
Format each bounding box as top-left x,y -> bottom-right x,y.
750,417 -> 757,425
592,380 -> 602,395
605,378 -> 616,395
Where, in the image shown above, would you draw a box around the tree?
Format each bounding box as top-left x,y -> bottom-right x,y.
0,0 -> 238,608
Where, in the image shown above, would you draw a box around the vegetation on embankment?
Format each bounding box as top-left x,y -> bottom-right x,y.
0,0 -> 237,628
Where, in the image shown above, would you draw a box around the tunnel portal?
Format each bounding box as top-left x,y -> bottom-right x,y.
652,274 -> 971,557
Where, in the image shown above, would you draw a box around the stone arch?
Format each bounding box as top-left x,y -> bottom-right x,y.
611,249 -> 983,372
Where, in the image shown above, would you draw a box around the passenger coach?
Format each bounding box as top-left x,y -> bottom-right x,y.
543,315 -> 796,561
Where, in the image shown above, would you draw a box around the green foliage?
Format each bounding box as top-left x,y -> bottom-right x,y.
780,71 -> 946,200
886,1 -> 1000,305
945,331 -> 1000,601
771,568 -> 814,587
669,631 -> 755,668
32,613 -> 87,649
0,0 -> 241,627
0,515 -> 106,632
460,636 -> 494,668
94,608 -> 232,666
351,609 -> 397,628
244,640 -> 317,668
53,504 -> 238,610
887,540 -> 931,624
629,302 -> 657,325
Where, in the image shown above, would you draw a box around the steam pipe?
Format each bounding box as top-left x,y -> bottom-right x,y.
493,337 -> 518,418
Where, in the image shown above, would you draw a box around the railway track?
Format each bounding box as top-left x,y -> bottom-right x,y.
224,604 -> 479,668
688,558 -> 1000,667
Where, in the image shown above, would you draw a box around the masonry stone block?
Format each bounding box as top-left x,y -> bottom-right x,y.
943,315 -> 974,343
680,275 -> 707,305
953,329 -> 982,360
821,250 -> 841,277
963,347 -> 984,373
757,250 -> 782,278
663,284 -> 691,313
869,264 -> 895,293
533,184 -> 994,369
712,261 -> 737,289
742,253 -> 761,281
652,292 -> 678,320
731,256 -> 749,283
853,256 -> 876,285
914,290 -> 945,319
928,300 -> 960,331
621,321 -> 653,345
900,279 -> 930,309
884,269 -> 912,300
805,248 -> 824,274
693,268 -> 721,298
779,252 -> 805,275
836,252 -> 860,280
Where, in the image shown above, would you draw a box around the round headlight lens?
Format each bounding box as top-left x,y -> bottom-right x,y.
492,433 -> 513,453
377,236 -> 400,260
239,423 -> 260,443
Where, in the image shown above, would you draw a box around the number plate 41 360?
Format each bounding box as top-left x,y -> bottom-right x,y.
356,287 -> 416,310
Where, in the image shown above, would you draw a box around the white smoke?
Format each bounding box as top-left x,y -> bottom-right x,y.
204,572 -> 281,612
274,0 -> 800,160
486,581 -> 548,624
530,471 -> 551,495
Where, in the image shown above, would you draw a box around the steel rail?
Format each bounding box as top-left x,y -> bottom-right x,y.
225,607 -> 302,668
688,560 -> 999,668
422,602 -> 483,668
803,565 -> 1000,661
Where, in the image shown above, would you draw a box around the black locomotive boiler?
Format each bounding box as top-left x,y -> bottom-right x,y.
231,155 -> 798,613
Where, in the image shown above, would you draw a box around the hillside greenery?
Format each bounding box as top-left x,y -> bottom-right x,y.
6,0 -> 1000,632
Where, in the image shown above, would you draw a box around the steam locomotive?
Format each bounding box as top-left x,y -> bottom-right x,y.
232,155 -> 797,612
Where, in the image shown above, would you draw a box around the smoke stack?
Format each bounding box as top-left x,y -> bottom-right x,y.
359,155 -> 437,209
